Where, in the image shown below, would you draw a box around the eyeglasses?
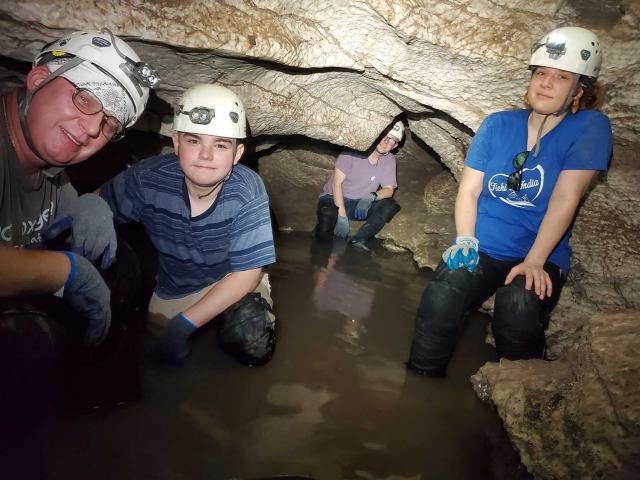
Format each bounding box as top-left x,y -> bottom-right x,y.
507,150 -> 530,191
176,106 -> 216,125
72,88 -> 124,141
382,135 -> 398,145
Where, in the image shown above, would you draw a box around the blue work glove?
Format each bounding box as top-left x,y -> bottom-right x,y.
354,193 -> 377,220
334,215 -> 350,239
45,193 -> 117,269
60,251 -> 112,346
442,235 -> 480,272
156,313 -> 197,363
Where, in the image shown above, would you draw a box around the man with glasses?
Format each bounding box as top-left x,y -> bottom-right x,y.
314,120 -> 403,251
0,28 -> 157,476
0,28 -> 157,345
100,84 -> 277,367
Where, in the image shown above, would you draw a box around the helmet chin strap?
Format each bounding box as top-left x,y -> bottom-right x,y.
196,139 -> 238,199
18,57 -> 85,169
532,75 -> 580,158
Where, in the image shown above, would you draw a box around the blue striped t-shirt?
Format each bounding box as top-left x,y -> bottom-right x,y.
101,154 -> 276,299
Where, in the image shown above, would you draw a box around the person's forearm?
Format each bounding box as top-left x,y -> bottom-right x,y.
333,183 -> 346,215
183,268 -> 262,327
526,196 -> 581,266
527,170 -> 596,266
375,186 -> 395,199
454,190 -> 479,236
0,246 -> 70,296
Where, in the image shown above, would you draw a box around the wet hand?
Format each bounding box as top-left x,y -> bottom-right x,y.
504,261 -> 552,300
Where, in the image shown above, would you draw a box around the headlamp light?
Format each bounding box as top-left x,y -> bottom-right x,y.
176,106 -> 216,125
132,62 -> 160,89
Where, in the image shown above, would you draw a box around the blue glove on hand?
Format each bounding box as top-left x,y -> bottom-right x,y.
334,215 -> 350,239
442,235 -> 480,272
354,193 -> 377,220
61,251 -> 112,346
156,313 -> 197,364
45,193 -> 117,269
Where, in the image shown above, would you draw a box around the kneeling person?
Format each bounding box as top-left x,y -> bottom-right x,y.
100,84 -> 276,365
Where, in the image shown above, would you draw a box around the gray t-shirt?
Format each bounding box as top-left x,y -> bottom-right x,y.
322,150 -> 397,199
0,93 -> 77,249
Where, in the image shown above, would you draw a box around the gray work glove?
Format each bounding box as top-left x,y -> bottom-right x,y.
354,193 -> 376,220
61,251 -> 112,346
334,215 -> 350,239
45,193 -> 117,269
155,313 -> 197,364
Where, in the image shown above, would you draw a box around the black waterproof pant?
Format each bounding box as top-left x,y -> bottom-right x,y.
408,253 -> 566,377
315,194 -> 400,241
0,238 -> 141,477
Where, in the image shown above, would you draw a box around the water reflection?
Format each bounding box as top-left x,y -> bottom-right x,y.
311,240 -> 375,352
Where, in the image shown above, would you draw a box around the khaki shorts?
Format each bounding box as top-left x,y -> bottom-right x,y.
147,273 -> 273,328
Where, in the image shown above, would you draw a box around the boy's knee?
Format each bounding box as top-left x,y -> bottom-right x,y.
218,293 -> 276,366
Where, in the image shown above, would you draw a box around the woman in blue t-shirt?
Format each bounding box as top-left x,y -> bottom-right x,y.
408,26 -> 612,377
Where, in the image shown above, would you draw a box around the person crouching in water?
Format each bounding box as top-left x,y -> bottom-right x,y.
407,26 -> 612,377
100,84 -> 277,366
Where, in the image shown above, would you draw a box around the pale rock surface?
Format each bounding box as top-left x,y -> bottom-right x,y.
471,310 -> 640,479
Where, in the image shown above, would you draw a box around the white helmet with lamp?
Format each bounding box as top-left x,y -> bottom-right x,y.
388,120 -> 405,142
34,29 -> 159,128
174,84 -> 247,139
529,26 -> 602,80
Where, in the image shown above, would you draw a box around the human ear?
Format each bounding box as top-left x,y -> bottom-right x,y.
26,65 -> 53,93
233,143 -> 245,165
171,132 -> 180,154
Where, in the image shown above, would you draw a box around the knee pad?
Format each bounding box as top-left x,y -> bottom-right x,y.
0,302 -> 63,361
369,198 -> 400,222
218,293 -> 276,366
316,202 -> 338,235
493,279 -> 545,359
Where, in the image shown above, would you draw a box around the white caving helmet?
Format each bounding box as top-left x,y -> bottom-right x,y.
387,120 -> 405,142
173,84 -> 247,139
529,26 -> 602,80
34,29 -> 159,127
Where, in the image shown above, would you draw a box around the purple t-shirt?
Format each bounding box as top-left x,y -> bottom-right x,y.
322,150 -> 397,199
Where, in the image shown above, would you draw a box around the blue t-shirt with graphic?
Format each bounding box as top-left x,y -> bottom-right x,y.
465,109 -> 612,271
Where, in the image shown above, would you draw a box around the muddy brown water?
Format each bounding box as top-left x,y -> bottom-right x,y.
44,232 -> 525,480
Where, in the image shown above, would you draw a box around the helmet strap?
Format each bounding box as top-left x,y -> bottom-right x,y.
17,57 -> 86,168
195,139 -> 238,199
555,75 -> 580,117
532,113 -> 550,158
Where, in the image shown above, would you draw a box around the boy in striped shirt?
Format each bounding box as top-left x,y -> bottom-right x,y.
101,84 -> 276,366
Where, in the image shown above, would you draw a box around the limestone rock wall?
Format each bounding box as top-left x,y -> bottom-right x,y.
471,311 -> 640,479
